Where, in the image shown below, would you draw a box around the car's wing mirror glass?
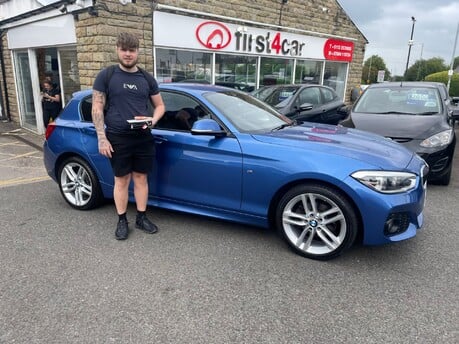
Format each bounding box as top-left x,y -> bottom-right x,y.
191,119 -> 226,137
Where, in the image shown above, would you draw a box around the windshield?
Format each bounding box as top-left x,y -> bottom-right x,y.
203,90 -> 291,132
252,86 -> 300,107
354,86 -> 442,115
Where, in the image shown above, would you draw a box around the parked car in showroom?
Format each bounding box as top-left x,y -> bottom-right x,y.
44,84 -> 427,261
339,81 -> 459,185
252,84 -> 345,125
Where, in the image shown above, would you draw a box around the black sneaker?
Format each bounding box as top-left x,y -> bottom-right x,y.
115,219 -> 129,240
135,215 -> 158,234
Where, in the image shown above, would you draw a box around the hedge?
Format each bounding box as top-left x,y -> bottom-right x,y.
424,71 -> 459,96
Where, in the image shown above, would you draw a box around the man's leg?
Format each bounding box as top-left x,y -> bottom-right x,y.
114,174 -> 132,214
133,172 -> 158,234
114,174 -> 131,240
132,172 -> 148,211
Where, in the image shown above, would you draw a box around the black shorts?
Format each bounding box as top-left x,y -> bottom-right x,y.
106,131 -> 155,177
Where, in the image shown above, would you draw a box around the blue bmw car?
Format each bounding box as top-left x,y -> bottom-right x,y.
43,84 -> 428,260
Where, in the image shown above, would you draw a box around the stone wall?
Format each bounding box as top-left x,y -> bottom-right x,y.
0,32 -> 17,121
75,0 -> 154,89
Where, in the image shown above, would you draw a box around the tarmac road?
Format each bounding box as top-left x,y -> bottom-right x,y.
0,122 -> 458,343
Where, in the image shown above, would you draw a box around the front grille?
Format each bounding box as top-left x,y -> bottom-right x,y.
388,137 -> 412,143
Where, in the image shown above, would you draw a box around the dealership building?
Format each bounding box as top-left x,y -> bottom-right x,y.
0,0 -> 367,134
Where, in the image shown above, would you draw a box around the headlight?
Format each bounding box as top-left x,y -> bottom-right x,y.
352,171 -> 417,193
420,129 -> 453,148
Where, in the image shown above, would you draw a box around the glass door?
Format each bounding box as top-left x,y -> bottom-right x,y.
15,51 -> 38,130
58,48 -> 80,105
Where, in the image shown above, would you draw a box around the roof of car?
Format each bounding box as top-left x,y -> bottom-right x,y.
365,81 -> 449,99
72,83 -> 241,100
367,81 -> 444,89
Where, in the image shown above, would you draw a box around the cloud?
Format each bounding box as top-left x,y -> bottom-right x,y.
338,0 -> 459,75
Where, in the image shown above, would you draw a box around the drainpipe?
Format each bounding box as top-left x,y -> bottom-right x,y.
0,29 -> 11,122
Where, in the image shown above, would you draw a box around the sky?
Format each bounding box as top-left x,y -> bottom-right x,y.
337,0 -> 459,76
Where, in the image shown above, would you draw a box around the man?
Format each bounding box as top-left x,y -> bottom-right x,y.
92,32 -> 165,240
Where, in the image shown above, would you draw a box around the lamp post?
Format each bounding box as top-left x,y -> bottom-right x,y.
404,16 -> 416,79
415,43 -> 424,81
447,22 -> 459,92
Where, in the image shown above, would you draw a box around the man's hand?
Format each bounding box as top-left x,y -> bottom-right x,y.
98,137 -> 114,158
134,116 -> 155,129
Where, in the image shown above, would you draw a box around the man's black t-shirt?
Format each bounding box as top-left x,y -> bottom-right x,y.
93,65 -> 159,134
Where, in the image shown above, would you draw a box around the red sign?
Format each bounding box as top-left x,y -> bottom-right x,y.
195,21 -> 232,50
323,39 -> 354,62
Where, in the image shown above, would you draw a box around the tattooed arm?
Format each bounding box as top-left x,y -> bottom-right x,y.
92,90 -> 113,158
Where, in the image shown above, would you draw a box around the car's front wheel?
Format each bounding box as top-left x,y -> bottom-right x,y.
58,156 -> 103,210
276,184 -> 359,260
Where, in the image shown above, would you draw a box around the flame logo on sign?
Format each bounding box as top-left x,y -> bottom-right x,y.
196,21 -> 232,50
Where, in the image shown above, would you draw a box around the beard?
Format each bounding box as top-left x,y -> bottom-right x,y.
118,57 -> 138,69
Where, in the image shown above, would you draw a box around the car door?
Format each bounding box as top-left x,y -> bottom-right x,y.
318,87 -> 345,125
149,91 -> 243,211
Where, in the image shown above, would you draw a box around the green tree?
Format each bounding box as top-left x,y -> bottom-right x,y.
361,55 -> 391,84
405,57 -> 447,81
452,56 -> 459,69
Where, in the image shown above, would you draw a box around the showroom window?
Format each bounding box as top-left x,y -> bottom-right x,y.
156,49 -> 212,83
259,57 -> 294,86
155,48 -> 348,100
215,54 -> 257,92
295,60 -> 323,84
323,61 -> 348,99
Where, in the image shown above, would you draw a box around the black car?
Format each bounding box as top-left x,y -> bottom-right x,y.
339,81 -> 459,185
252,84 -> 345,125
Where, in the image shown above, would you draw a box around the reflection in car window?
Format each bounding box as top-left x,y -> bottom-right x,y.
354,87 -> 441,115
157,91 -> 208,131
321,88 -> 336,102
204,90 -> 288,132
298,87 -> 321,105
254,86 -> 299,107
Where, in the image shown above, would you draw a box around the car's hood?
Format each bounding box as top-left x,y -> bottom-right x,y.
252,123 -> 414,169
345,112 -> 447,139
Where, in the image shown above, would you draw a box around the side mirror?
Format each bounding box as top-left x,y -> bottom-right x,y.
451,97 -> 459,106
191,119 -> 227,137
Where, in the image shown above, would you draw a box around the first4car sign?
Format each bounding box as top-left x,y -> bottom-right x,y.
154,12 -> 354,61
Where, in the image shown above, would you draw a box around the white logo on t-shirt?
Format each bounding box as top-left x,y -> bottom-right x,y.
124,83 -> 138,90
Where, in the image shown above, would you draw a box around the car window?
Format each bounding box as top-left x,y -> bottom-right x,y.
255,86 -> 299,107
298,87 -> 321,105
354,87 -> 441,114
157,91 -> 209,131
203,90 -> 287,132
321,87 -> 336,103
81,96 -> 92,122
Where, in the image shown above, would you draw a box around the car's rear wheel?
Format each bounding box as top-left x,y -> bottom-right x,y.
58,156 -> 103,210
276,184 -> 358,260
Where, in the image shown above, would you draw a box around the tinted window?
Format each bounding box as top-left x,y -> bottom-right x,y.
321,87 -> 336,103
81,96 -> 92,122
298,87 -> 321,105
157,91 -> 208,131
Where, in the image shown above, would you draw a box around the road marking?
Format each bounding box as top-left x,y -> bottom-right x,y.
0,176 -> 50,187
0,151 -> 41,162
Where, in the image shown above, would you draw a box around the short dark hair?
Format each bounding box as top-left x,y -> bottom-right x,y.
116,32 -> 139,50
